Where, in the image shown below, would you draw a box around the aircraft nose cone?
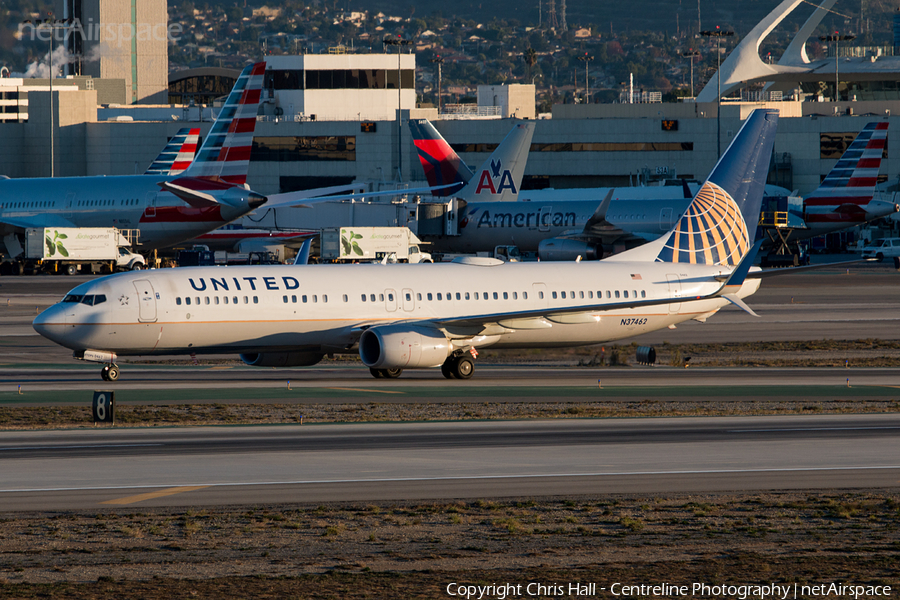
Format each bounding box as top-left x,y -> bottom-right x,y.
32,305 -> 75,348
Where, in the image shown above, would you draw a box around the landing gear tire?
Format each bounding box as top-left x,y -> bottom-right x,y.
454,356 -> 474,379
101,365 -> 119,382
440,361 -> 456,379
369,367 -> 403,379
442,355 -> 475,380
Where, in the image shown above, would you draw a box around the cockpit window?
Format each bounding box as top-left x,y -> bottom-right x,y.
93,294 -> 106,305
63,294 -> 84,303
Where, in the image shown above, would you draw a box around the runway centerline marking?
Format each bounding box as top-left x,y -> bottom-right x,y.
0,444 -> 162,451
5,465 -> 900,495
100,486 -> 210,505
325,387 -> 405,394
730,427 -> 900,433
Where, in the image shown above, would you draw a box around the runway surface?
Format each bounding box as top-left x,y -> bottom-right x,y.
1,267 -> 899,511
0,414 -> 898,511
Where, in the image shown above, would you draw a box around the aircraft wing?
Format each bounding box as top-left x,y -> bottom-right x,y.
0,214 -> 78,229
263,183 -> 460,209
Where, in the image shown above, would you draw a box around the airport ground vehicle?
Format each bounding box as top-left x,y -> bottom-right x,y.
860,237 -> 900,260
320,227 -> 432,263
1,227 -> 145,275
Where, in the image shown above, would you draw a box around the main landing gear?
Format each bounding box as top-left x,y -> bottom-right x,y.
100,364 -> 120,381
370,367 -> 402,379
440,353 -> 474,380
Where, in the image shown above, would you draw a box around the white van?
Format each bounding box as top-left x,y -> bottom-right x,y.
860,238 -> 900,260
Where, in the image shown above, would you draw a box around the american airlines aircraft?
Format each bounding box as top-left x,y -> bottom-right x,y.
34,109 -> 779,382
412,119 -> 894,260
0,63 -> 267,266
143,127 -> 200,177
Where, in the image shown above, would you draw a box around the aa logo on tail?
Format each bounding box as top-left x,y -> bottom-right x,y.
475,159 -> 518,195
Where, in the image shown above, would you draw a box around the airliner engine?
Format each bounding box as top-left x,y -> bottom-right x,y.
359,326 -> 452,369
538,238 -> 601,261
240,352 -> 324,367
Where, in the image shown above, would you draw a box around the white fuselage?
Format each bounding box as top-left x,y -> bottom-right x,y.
0,175 -> 253,251
33,261 -> 760,358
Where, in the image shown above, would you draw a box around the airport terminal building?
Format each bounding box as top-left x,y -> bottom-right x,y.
2,47 -> 900,202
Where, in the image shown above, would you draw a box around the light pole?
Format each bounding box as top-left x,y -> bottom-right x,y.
681,50 -> 701,98
430,55 -> 444,114
383,36 -> 412,181
577,53 -> 593,104
819,33 -> 855,102
23,15 -> 73,178
701,27 -> 734,158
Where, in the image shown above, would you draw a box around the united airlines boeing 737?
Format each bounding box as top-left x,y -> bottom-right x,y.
33,109 -> 779,382
0,63 -> 267,266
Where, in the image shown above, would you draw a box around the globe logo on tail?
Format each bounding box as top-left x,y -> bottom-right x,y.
656,181 -> 749,267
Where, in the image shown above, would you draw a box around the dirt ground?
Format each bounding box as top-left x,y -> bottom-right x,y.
1,491 -> 898,599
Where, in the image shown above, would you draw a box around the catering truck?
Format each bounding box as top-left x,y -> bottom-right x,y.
17,227 -> 145,275
320,227 -> 432,263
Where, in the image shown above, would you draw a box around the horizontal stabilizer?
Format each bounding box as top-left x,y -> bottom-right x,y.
722,294 -> 760,317
157,181 -> 220,208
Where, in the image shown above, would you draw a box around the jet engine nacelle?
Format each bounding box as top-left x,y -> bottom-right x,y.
359,326 -> 452,369
538,238 -> 601,261
240,351 -> 324,367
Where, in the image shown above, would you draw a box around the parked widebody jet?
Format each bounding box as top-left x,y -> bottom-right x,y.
35,109 -> 779,382
411,119 -> 894,260
0,63 -> 267,268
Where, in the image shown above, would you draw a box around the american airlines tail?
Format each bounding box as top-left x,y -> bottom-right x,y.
610,108 -> 779,267
409,119 -> 535,202
802,122 -> 895,232
144,128 -> 200,176
179,62 -> 266,186
805,122 -> 887,207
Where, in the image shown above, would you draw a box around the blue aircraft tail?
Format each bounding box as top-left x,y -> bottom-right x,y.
610,108 -> 779,267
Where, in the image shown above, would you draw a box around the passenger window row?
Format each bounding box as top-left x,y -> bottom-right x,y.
550,289 -> 646,300
176,296 -> 258,306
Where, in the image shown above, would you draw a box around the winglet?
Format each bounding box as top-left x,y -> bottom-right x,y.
723,238 -> 764,289
294,238 -> 311,265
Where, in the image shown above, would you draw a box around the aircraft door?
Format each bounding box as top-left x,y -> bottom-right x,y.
660,207 -> 673,231
385,289 -> 397,312
145,192 -> 157,218
538,206 -> 552,232
402,288 -> 415,312
133,279 -> 158,322
665,274 -> 682,314
64,192 -> 75,219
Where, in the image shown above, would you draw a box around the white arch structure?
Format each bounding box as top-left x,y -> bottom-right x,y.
696,0 -> 840,102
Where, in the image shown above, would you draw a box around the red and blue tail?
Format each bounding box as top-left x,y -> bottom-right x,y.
144,128 -> 200,176
408,119 -> 472,197
805,122 -> 888,208
180,62 -> 265,186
